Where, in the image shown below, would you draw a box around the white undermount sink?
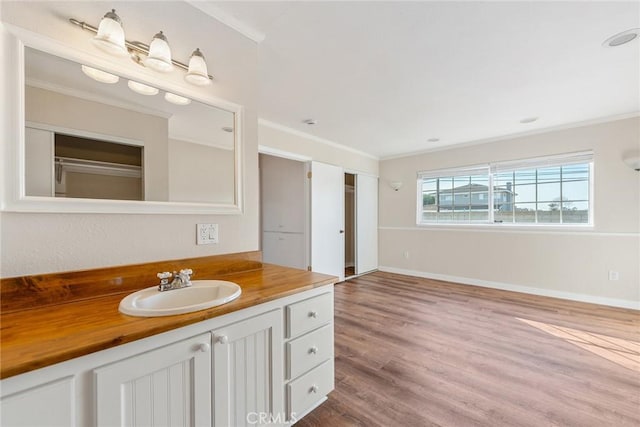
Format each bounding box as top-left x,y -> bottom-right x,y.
119,280 -> 242,317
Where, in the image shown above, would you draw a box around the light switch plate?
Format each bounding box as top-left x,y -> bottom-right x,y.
196,223 -> 219,245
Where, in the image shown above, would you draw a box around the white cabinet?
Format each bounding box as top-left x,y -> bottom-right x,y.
213,309 -> 283,427
94,333 -> 212,427
263,232 -> 306,270
284,292 -> 335,423
0,285 -> 334,427
0,376 -> 74,427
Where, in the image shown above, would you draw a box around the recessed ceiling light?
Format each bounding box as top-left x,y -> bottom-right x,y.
221,126 -> 233,133
302,119 -> 317,125
603,28 -> 640,48
81,65 -> 119,84
164,92 -> 191,105
427,138 -> 440,143
520,117 -> 539,124
127,80 -> 159,96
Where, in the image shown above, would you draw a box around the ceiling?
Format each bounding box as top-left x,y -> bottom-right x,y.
193,1 -> 640,159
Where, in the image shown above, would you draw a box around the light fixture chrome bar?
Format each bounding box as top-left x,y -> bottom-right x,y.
69,18 -> 214,80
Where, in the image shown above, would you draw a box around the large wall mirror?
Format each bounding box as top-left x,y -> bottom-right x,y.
4,36 -> 243,214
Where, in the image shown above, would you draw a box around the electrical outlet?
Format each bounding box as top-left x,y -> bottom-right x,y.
608,270 -> 619,281
196,223 -> 219,245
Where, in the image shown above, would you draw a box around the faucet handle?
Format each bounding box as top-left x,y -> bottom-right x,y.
157,271 -> 172,281
180,268 -> 193,277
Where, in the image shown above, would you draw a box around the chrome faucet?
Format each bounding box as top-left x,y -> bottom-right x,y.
157,269 -> 193,291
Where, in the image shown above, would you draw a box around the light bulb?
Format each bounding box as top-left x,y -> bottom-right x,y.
185,48 -> 211,86
164,92 -> 191,105
127,80 -> 159,96
91,9 -> 128,56
81,65 -> 119,84
144,31 -> 173,72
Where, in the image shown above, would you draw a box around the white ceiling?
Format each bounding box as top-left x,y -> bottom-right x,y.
194,1 -> 640,158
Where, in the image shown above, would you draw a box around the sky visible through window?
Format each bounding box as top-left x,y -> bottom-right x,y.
420,163 -> 590,224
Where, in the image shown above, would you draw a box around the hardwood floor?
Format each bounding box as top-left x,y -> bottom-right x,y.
297,271 -> 640,427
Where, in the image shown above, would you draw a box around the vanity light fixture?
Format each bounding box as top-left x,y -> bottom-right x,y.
70,11 -> 214,85
81,65 -> 120,84
164,92 -> 191,105
185,48 -> 212,86
145,31 -> 174,73
91,9 -> 128,56
128,80 -> 159,96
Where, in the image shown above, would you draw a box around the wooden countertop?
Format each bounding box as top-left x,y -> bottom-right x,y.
0,254 -> 336,379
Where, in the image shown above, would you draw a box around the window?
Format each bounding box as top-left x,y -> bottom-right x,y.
417,151 -> 593,225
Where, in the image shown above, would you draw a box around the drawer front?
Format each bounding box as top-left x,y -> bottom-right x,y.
287,324 -> 333,380
286,292 -> 333,338
287,359 -> 334,421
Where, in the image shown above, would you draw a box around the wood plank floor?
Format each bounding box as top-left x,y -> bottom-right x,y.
297,271 -> 640,427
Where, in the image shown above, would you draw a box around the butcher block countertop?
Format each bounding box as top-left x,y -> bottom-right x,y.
0,251 -> 336,379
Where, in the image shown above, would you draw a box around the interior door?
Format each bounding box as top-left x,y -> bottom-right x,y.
310,161 -> 345,281
356,174 -> 379,274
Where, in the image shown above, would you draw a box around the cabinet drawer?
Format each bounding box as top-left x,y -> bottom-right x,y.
287,324 -> 333,380
286,292 -> 333,338
287,359 -> 334,420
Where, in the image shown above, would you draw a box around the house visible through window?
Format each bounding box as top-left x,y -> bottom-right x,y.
417,151 -> 593,225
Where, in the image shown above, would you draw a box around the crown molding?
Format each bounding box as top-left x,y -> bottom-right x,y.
381,112 -> 640,161
258,118 -> 379,161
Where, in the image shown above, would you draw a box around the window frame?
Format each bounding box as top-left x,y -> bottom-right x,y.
415,151 -> 594,228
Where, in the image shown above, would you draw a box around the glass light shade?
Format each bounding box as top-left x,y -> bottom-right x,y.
144,31 -> 173,72
81,65 -> 119,84
164,92 -> 191,106
127,80 -> 159,96
91,9 -> 128,56
185,48 -> 211,86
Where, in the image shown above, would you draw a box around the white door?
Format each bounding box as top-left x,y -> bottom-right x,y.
310,161 -> 345,281
356,174 -> 379,274
212,310 -> 284,427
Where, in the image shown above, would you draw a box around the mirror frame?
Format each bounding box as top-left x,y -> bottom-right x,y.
1,25 -> 244,214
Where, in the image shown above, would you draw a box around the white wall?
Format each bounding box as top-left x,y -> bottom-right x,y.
168,139 -> 235,204
259,120 -> 379,176
379,117 -> 640,308
0,1 -> 259,277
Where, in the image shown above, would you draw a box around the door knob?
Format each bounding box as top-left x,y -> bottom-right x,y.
339,230 -> 345,234
309,346 -> 318,355
197,343 -> 210,353
310,385 -> 319,393
215,335 -> 228,344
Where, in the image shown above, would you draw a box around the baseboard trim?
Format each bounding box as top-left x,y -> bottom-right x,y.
377,266 -> 639,310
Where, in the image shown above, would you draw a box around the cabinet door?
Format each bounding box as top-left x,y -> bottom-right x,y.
94,333 -> 211,427
213,309 -> 284,427
262,231 -> 306,270
1,377 -> 74,427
